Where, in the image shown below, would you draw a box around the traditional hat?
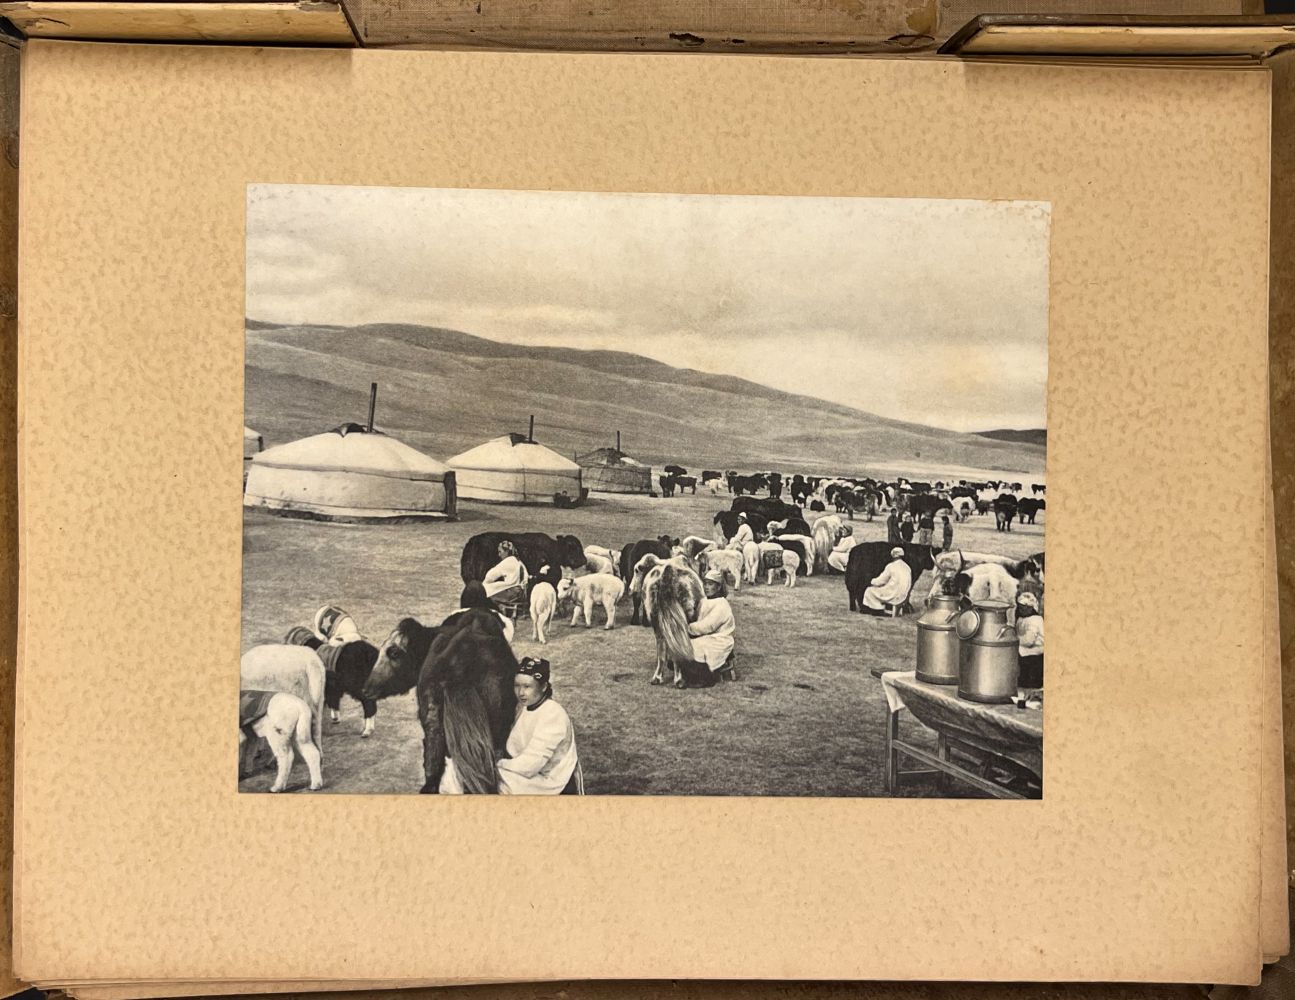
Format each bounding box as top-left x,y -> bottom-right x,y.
704,567 -> 724,582
517,656 -> 551,686
737,512 -> 748,521
1017,592 -> 1041,612
890,546 -> 905,558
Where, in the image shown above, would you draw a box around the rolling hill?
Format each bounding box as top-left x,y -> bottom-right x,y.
244,321 -> 1046,478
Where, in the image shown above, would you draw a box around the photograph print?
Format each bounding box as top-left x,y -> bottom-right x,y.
239,185 -> 1049,798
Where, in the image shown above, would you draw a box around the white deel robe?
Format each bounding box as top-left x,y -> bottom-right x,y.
688,596 -> 736,670
826,536 -> 857,573
1017,614 -> 1044,657
483,555 -> 528,598
728,523 -> 755,549
863,558 -> 913,610
497,698 -> 578,795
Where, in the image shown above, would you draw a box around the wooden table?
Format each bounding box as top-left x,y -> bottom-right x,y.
874,668 -> 1044,799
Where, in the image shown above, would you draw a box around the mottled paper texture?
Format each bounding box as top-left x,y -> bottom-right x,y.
12,42 -> 1274,984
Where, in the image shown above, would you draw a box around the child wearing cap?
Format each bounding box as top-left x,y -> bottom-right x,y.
497,657 -> 580,795
1016,592 -> 1045,688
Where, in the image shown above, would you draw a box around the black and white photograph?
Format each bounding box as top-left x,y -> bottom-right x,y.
239,184 -> 1049,798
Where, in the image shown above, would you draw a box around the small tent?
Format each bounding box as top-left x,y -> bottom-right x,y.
448,433 -> 583,505
243,426 -> 264,460
243,423 -> 456,521
576,447 -> 652,495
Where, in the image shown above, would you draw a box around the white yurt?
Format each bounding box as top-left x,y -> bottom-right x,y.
448,433 -> 583,505
243,425 -> 264,460
243,423 -> 456,521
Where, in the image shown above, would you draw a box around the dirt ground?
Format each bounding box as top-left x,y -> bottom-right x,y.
239,488 -> 1045,797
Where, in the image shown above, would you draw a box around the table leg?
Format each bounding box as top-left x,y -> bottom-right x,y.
885,708 -> 900,793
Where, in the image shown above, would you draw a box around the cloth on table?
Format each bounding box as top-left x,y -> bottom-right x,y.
881,670 -> 1043,778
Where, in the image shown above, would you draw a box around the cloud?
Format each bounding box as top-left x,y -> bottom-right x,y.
246,185 -> 1050,430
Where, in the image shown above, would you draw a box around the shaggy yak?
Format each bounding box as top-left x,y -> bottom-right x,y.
363,609 -> 517,794
730,495 -> 803,523
619,536 -> 677,624
459,532 -> 586,585
639,555 -> 708,687
767,516 -> 813,538
844,542 -> 939,613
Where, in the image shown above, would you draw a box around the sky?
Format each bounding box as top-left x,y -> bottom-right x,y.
246,185 -> 1049,432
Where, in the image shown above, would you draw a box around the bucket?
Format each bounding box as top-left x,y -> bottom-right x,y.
956,599 -> 1019,704
916,592 -> 961,684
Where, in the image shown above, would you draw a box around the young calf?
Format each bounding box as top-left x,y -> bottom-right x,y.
583,545 -> 621,576
529,579 -> 558,644
239,690 -> 323,792
699,547 -> 745,591
768,549 -> 801,587
558,573 -> 625,630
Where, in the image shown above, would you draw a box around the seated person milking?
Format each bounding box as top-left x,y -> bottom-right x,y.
482,540 -> 528,603
861,546 -> 913,617
678,571 -> 737,688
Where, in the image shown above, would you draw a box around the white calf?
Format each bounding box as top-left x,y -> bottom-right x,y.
742,541 -> 761,584
767,550 -> 801,587
239,644 -> 326,753
558,573 -> 625,630
529,580 -> 557,644
700,548 -> 745,591
239,691 -> 323,792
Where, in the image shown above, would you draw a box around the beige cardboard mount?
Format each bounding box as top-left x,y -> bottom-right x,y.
8,38 -> 1286,991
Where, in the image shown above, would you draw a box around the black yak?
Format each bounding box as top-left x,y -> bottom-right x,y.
713,510 -> 769,544
993,494 -> 1019,532
364,610 -> 517,794
730,495 -> 802,523
283,628 -> 383,737
844,542 -> 938,613
460,532 -> 585,584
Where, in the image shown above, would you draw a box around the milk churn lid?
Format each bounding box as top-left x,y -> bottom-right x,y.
955,608 -> 981,640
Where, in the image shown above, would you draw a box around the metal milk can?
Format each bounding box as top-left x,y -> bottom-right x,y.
955,599 -> 1020,704
915,592 -> 962,685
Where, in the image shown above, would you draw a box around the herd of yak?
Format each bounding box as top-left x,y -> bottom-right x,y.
240,468 -> 1046,794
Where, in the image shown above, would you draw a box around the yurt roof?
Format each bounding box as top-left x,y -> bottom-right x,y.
576,447 -> 648,468
251,424 -> 449,481
448,433 -> 580,473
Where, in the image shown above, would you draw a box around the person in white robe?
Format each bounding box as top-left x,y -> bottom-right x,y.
498,657 -> 579,795
862,547 -> 913,615
826,526 -> 857,573
482,540 -> 529,600
727,513 -> 755,550
439,656 -> 578,795
684,593 -> 736,687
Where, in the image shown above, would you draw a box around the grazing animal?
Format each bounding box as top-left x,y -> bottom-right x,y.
240,644 -> 327,754
581,551 -> 616,576
239,691 -> 322,792
620,536 -> 676,623
731,495 -> 803,523
955,563 -> 1020,605
1032,484 -> 1047,495
664,464 -> 687,476
584,545 -> 621,576
769,516 -> 813,538
320,641 -> 381,737
529,580 -> 557,644
809,499 -> 826,512
460,532 -> 585,584
844,543 -> 937,613
701,471 -> 724,493
993,494 -> 1019,532
366,612 -> 516,794
1017,497 -> 1045,524
698,547 -> 744,591
742,540 -> 761,584
768,549 -> 801,587
773,534 -> 814,576
659,474 -> 678,497
680,535 -> 718,560
906,493 -> 954,521
558,573 -> 625,630
674,475 -> 698,494
811,517 -> 844,573
640,557 -> 706,687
